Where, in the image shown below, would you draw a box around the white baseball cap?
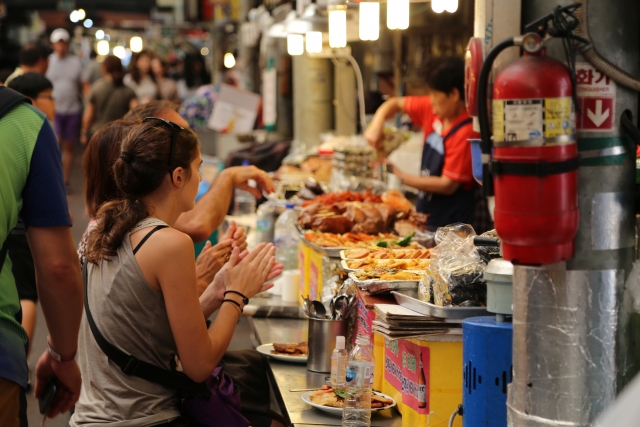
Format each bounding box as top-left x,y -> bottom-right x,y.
50,28 -> 70,43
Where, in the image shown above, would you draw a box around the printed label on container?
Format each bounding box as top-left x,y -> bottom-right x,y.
384,339 -> 430,414
492,98 -> 574,143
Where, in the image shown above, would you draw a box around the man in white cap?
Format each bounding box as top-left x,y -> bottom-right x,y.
45,28 -> 83,192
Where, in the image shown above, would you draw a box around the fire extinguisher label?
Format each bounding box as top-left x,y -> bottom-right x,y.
493,97 -> 574,145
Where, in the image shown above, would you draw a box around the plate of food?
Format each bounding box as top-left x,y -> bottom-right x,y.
341,248 -> 431,260
256,342 -> 308,363
342,258 -> 431,272
301,385 -> 396,416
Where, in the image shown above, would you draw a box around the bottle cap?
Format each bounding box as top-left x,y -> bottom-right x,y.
285,203 -> 294,209
355,334 -> 370,346
335,336 -> 345,350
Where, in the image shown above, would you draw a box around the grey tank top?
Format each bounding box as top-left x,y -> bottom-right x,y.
70,218 -> 181,427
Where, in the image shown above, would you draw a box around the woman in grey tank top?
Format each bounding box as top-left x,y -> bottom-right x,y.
71,119 -> 282,427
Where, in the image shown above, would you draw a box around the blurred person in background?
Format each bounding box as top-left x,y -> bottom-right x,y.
0,69 -> 13,85
124,50 -> 159,104
46,28 -> 84,193
124,101 -> 274,242
4,42 -> 50,86
81,50 -> 102,97
151,57 -> 180,104
177,54 -> 210,100
80,55 -> 138,144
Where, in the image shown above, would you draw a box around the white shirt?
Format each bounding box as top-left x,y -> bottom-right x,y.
45,53 -> 83,114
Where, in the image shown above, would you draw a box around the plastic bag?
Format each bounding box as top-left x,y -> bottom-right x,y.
422,223 -> 487,307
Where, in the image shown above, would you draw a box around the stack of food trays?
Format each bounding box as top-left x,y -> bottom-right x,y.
340,248 -> 431,294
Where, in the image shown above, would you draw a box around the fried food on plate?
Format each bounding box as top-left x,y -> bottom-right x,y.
272,342 -> 308,356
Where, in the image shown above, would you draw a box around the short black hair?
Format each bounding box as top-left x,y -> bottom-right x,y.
19,43 -> 50,67
426,56 -> 465,101
7,72 -> 53,99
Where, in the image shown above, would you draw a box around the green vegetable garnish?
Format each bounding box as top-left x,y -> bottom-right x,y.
376,241 -> 388,248
333,388 -> 347,399
397,232 -> 416,247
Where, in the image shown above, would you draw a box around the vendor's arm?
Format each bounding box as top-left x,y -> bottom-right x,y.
174,166 -> 275,242
365,97 -> 406,150
393,167 -> 461,195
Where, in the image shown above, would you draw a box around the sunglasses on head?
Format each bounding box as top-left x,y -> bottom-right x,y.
142,116 -> 185,166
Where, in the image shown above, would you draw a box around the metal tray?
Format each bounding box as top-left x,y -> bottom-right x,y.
349,272 -> 420,294
392,288 -> 489,319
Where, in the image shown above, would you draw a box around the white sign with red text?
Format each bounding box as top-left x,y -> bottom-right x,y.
575,62 -> 616,132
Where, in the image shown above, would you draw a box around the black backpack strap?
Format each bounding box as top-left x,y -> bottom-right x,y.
82,261 -> 211,398
0,87 -> 32,118
133,225 -> 168,255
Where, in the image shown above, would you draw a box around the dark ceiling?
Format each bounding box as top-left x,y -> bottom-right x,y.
5,0 -> 157,14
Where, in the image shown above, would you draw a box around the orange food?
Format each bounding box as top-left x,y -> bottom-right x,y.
381,189 -> 413,211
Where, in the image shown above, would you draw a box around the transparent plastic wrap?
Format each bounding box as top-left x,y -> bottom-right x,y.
423,223 -> 487,307
474,229 -> 501,264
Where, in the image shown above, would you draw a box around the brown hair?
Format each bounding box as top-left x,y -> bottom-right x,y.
83,120 -> 136,218
102,55 -> 125,87
129,50 -> 156,85
85,120 -> 200,263
123,100 -> 178,122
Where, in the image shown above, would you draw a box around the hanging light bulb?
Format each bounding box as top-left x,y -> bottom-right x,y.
431,0 -> 445,13
444,0 -> 458,13
113,46 -> 125,59
76,9 -> 86,20
328,2 -> 347,48
305,31 -> 323,53
287,34 -> 304,56
223,53 -> 236,68
95,30 -> 105,40
359,2 -> 380,41
387,0 -> 409,30
130,36 -> 143,53
96,40 -> 110,56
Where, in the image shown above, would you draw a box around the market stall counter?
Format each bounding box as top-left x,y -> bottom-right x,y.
250,316 -> 403,427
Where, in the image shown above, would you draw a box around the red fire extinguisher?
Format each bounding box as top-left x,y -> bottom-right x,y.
477,33 -> 579,265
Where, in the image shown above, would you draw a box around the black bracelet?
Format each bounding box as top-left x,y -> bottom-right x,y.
222,299 -> 243,314
224,290 -> 249,305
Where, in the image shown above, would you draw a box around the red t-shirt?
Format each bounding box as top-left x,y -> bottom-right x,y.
404,96 -> 476,190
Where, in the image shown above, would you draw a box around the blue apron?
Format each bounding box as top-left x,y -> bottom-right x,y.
416,118 -> 475,229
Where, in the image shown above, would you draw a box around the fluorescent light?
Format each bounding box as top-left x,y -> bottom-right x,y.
77,9 -> 86,20
130,36 -> 143,53
95,30 -> 105,40
387,0 -> 409,30
359,2 -> 380,41
83,19 -> 93,28
69,10 -> 80,23
113,46 -> 125,59
328,6 -> 347,48
224,53 -> 236,68
305,31 -> 323,53
445,0 -> 458,13
287,34 -> 304,56
97,40 -> 110,56
432,0 -> 445,13
201,47 -> 210,56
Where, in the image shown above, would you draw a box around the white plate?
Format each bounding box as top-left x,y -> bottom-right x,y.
301,390 -> 397,416
256,344 -> 308,363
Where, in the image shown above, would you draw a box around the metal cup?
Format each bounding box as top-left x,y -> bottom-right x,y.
306,317 -> 346,373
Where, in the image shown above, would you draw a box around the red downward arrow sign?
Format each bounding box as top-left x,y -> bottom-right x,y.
587,100 -> 610,127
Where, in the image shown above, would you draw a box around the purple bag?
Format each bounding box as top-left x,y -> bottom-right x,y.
179,364 -> 251,427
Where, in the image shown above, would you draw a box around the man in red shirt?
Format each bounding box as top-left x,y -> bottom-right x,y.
366,57 -> 478,230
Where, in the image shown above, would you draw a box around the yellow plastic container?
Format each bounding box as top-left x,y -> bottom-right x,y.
380,335 -> 463,427
298,241 -> 310,303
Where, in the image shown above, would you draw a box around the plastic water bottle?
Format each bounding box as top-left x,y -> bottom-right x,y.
233,160 -> 257,215
274,204 -> 300,270
342,335 -> 374,427
255,200 -> 276,244
331,336 -> 348,388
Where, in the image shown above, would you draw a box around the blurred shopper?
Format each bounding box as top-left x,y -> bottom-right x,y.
8,72 -> 55,122
46,28 -> 83,192
0,86 -> 83,426
124,101 -> 275,242
4,42 -> 50,86
151,57 -> 180,104
177,54 -> 210,100
81,50 -> 102,97
124,50 -> 158,104
80,55 -> 138,144
71,119 -> 280,426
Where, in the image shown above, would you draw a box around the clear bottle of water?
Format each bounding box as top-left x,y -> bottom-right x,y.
255,200 -> 276,244
233,160 -> 257,215
274,204 -> 300,270
342,335 -> 374,427
331,336 -> 348,388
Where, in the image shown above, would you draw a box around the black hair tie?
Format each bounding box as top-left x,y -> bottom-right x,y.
120,151 -> 133,163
